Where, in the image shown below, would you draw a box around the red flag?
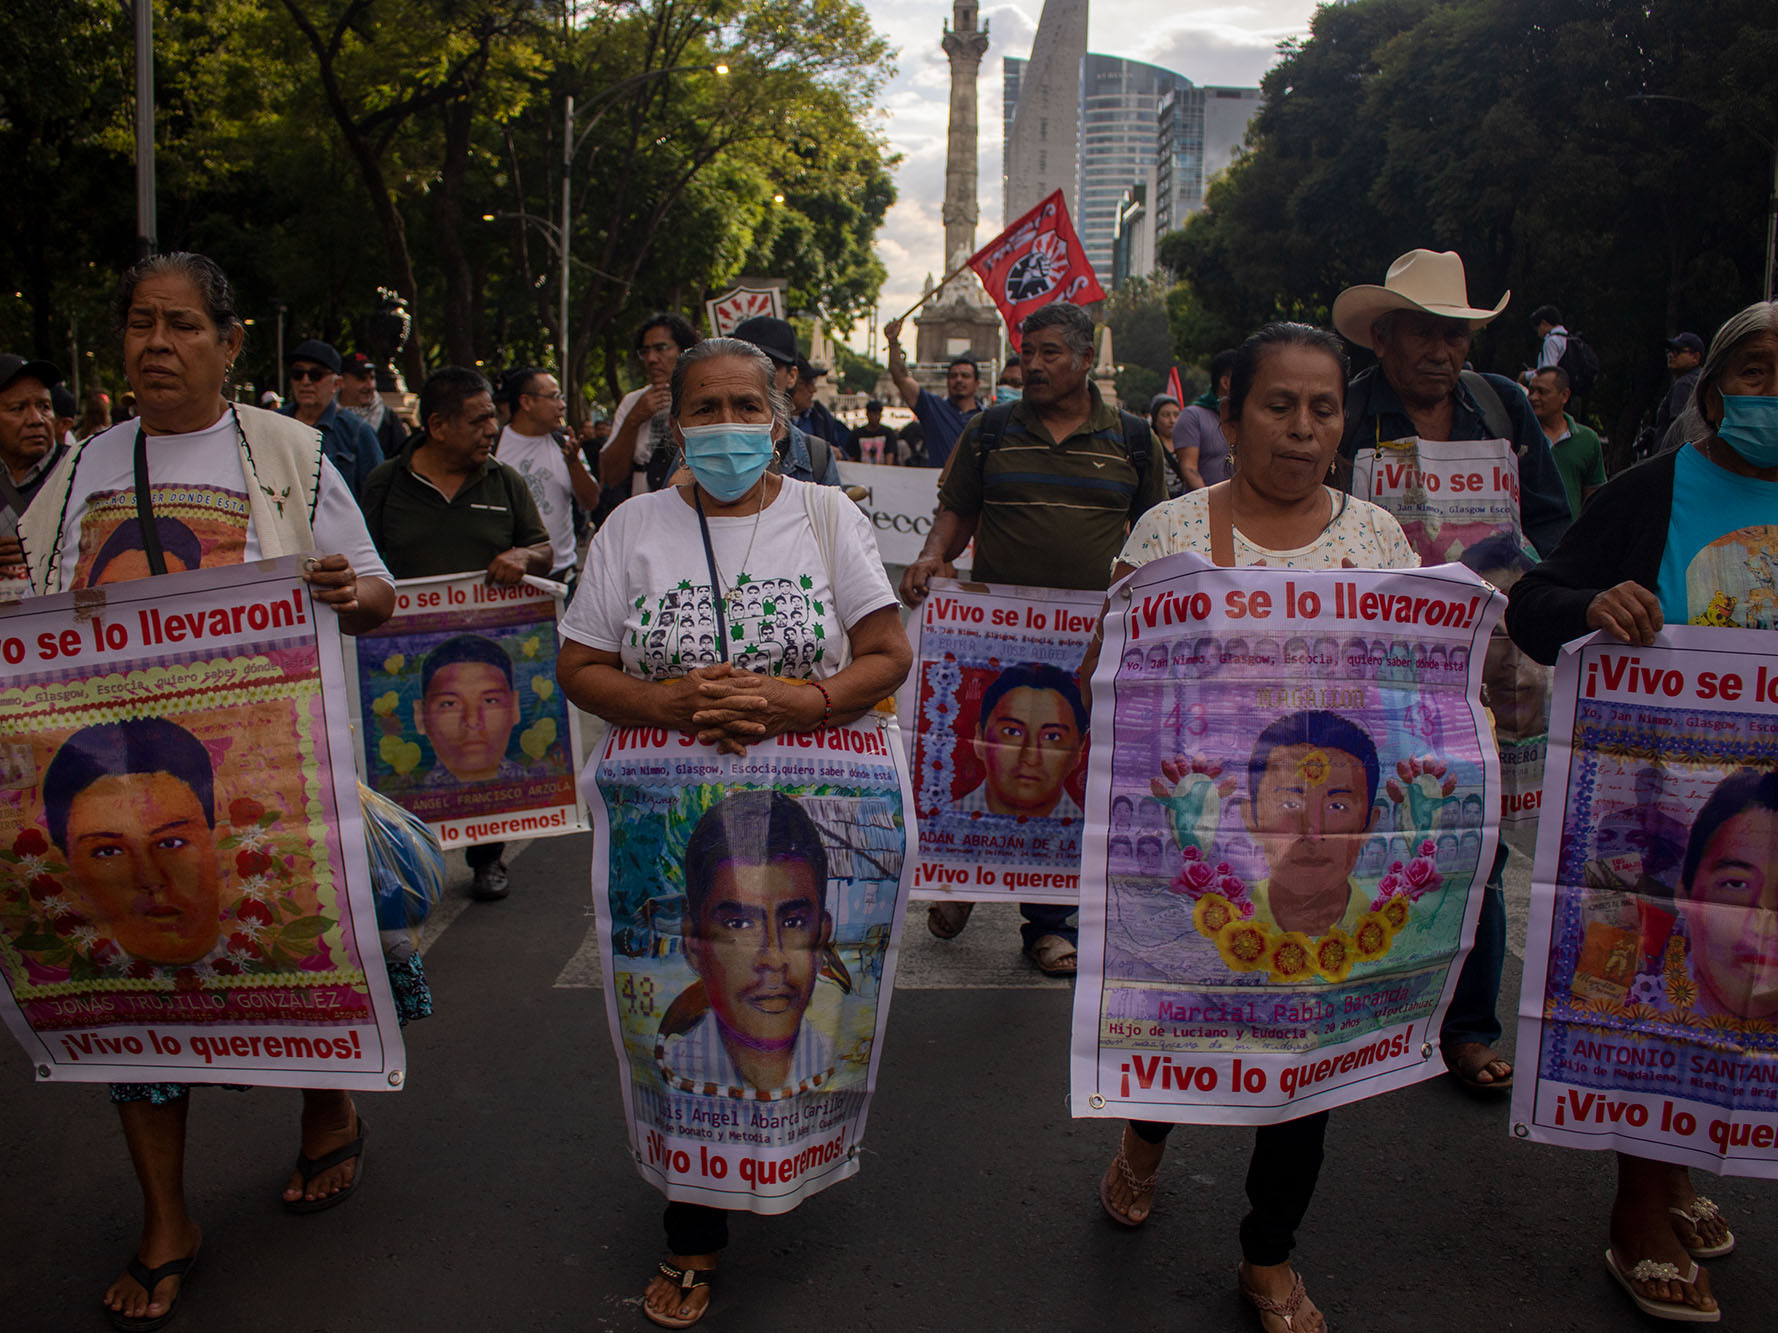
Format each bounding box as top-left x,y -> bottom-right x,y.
967,190 -> 1105,351
1166,366 -> 1184,405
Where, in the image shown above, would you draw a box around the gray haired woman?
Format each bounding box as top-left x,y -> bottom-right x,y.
556,336 -> 910,1327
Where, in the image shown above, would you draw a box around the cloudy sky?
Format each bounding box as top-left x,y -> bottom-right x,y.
848,1 -> 1318,349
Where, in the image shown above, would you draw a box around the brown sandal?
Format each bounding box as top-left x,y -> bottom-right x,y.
644,1261 -> 716,1329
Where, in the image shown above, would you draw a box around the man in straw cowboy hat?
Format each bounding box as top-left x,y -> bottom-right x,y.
1332,248 -> 1571,557
1330,249 -> 1572,1099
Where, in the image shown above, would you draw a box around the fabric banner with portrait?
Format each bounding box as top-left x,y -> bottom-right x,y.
586,715 -> 914,1214
898,578 -> 1100,906
0,558 -> 406,1089
1353,436 -> 1554,831
1071,554 -> 1505,1124
344,573 -> 586,851
1512,627 -> 1778,1177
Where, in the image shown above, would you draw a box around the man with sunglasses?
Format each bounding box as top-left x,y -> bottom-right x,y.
282,339 -> 384,501
495,365 -> 601,585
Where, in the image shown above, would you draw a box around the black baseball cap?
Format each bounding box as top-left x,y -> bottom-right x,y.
731,316 -> 798,366
0,353 -> 61,393
340,351 -> 375,376
51,384 -> 77,417
1665,332 -> 1704,356
286,339 -> 342,373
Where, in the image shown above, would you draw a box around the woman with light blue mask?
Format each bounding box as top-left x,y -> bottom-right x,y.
555,336 -> 911,1328
1507,300 -> 1778,1325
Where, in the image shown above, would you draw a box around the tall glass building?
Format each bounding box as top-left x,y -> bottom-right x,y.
1075,54 -> 1191,283
1155,84 -> 1263,237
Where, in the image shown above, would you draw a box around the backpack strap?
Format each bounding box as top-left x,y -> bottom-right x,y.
971,400 -> 1018,473
1206,482 -> 1236,568
1116,409 -> 1154,519
1458,370 -> 1515,445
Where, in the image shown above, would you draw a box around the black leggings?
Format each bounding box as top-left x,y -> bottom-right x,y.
1128,1112 -> 1329,1266
664,1202 -> 729,1256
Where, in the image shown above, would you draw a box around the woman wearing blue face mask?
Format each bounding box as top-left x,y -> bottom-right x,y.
555,337 -> 911,1328
1507,300 -> 1778,1324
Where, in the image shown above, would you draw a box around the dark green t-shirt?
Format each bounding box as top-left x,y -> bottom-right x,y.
363,443 -> 549,579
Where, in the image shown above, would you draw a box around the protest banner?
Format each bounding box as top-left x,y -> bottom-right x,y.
586,716 -> 914,1212
0,558 -> 405,1089
344,573 -> 585,850
898,577 -> 1100,905
1512,626 -> 1778,1177
1355,445 -> 1553,831
1071,554 -> 1505,1124
835,461 -> 970,573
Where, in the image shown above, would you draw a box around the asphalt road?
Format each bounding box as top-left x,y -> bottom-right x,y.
2,829 -> 1771,1331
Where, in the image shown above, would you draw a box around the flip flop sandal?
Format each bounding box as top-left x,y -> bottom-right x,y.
1605,1248 -> 1720,1322
1238,1264 -> 1328,1332
1669,1197 -> 1736,1259
1099,1137 -> 1160,1227
284,1116 -> 366,1214
1441,1041 -> 1513,1093
109,1249 -> 199,1332
644,1261 -> 717,1329
1025,933 -> 1078,977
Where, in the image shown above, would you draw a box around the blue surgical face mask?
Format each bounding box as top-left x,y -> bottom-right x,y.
994,385 -> 1022,404
679,421 -> 776,502
1716,394 -> 1778,467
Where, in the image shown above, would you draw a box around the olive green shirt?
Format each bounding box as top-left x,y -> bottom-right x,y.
937,382 -> 1167,590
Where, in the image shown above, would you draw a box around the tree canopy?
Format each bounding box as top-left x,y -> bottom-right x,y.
0,0 -> 897,418
1156,0 -> 1778,456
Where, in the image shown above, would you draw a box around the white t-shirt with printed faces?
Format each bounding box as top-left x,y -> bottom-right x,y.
56,411 -> 391,592
497,426 -> 576,572
561,478 -> 896,681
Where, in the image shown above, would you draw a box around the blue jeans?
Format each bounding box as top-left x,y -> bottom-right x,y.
1440,845 -> 1507,1049
1020,902 -> 1077,951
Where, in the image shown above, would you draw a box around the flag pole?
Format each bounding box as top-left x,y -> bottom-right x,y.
894,256 -> 977,324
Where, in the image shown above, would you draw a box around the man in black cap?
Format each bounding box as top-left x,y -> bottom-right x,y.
729,316 -> 842,485
790,356 -> 849,457
1651,332 -> 1705,456
282,338 -> 384,499
51,384 -> 78,450
0,354 -> 70,572
338,350 -> 409,459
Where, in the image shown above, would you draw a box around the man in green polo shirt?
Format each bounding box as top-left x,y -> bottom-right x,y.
900,300 -> 1167,974
363,365 -> 552,902
1526,365 -> 1605,519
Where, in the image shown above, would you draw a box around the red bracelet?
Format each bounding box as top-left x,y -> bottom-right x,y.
810,679 -> 832,727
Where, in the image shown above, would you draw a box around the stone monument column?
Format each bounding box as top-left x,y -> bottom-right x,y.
941,2 -> 991,265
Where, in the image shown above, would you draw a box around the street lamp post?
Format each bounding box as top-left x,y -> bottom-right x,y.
552,63 -> 726,406
133,0 -> 156,257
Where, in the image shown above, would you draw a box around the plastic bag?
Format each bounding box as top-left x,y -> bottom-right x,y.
359,782 -> 445,930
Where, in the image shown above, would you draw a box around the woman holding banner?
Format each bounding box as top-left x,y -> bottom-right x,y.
17,252 -> 423,1331
1506,301 -> 1778,1324
557,336 -> 910,1327
1083,323 -> 1416,1333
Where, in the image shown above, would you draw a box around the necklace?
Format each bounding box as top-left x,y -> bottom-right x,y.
706,496 -> 765,612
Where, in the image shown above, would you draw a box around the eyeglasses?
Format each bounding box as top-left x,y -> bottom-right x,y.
289,367 -> 334,383
639,341 -> 679,356
525,389 -> 567,402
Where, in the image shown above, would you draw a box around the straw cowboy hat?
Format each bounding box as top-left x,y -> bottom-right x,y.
1331,249 -> 1510,346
